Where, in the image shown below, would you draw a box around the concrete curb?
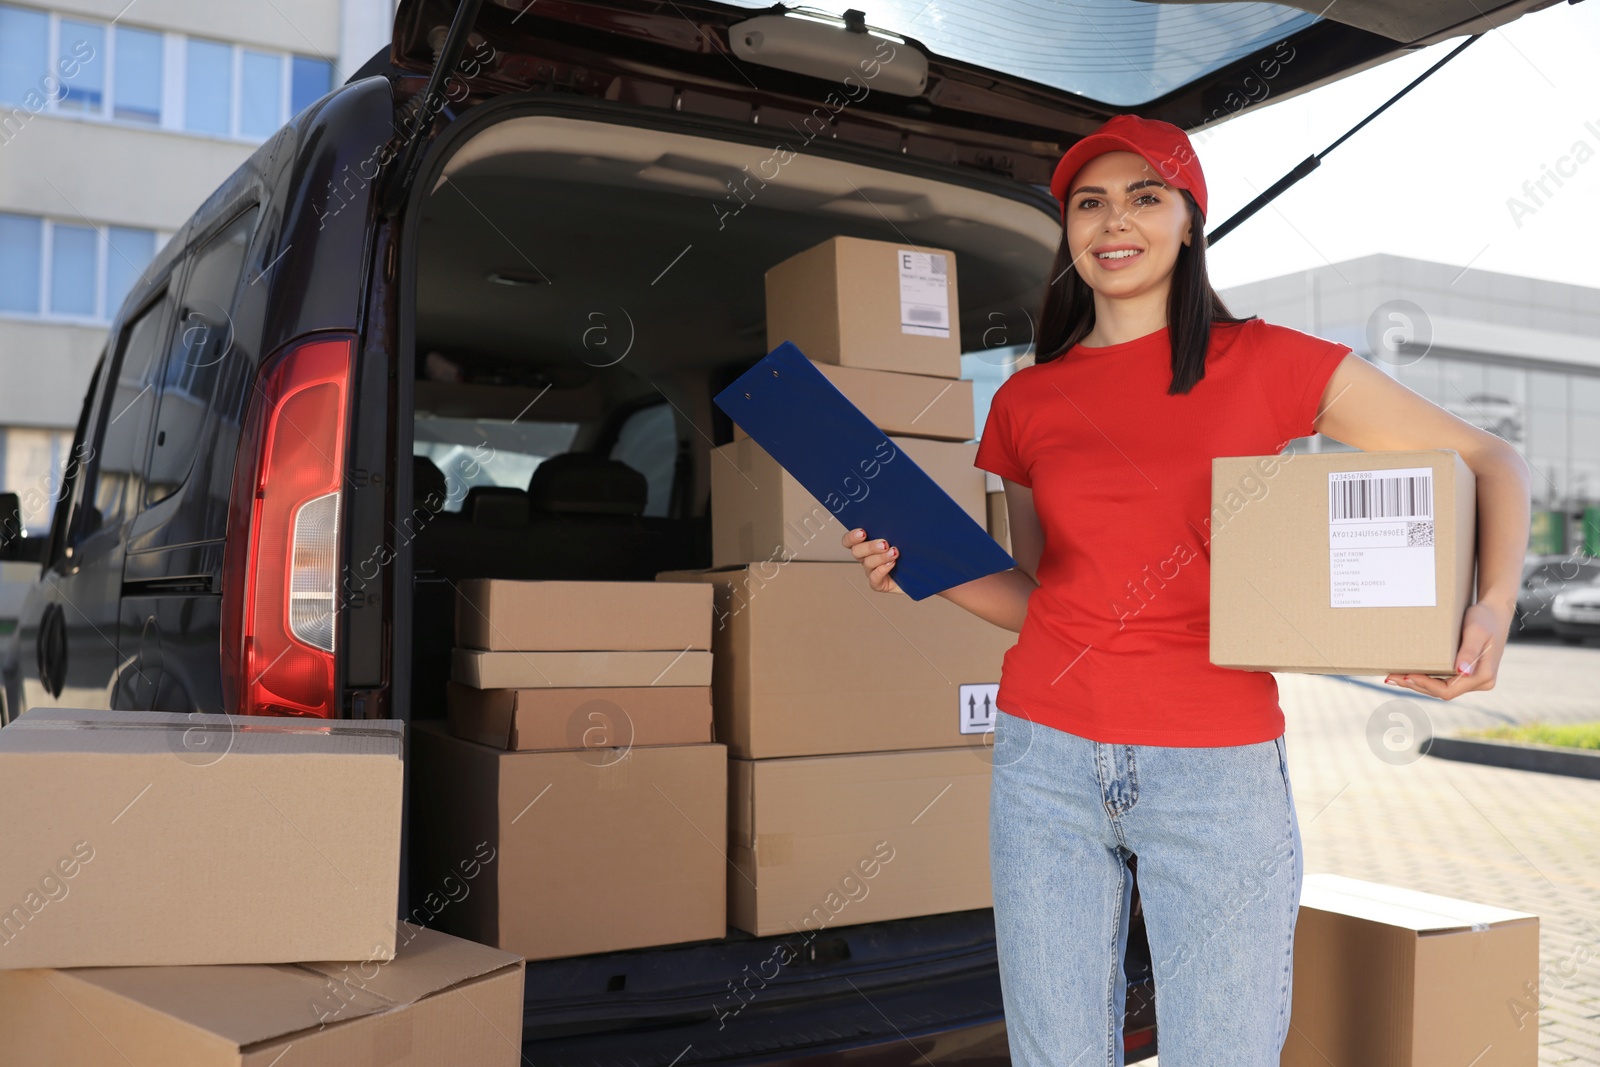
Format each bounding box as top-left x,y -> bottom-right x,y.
1427,734 -> 1600,780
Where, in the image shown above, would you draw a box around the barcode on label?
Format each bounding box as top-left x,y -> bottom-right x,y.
906,307 -> 944,323
930,254 -> 947,275
1329,474 -> 1433,520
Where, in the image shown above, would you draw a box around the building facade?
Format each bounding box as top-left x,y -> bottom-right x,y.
0,0 -> 394,617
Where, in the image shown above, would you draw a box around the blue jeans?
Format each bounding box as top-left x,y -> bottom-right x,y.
988,709 -> 1304,1067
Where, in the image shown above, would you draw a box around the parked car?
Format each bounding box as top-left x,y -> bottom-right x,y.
0,0 -> 1560,1061
1553,585 -> 1600,644
1514,554 -> 1600,635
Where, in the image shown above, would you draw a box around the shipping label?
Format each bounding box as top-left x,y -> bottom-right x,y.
898,250 -> 950,338
1328,467 -> 1437,608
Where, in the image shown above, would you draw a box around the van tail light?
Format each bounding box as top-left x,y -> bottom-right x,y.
221,335 -> 354,717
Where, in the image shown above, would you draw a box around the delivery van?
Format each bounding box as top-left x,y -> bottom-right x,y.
0,0 -> 1557,1061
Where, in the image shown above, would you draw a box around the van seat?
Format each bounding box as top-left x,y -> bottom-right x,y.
528,453 -> 646,515
463,485 -> 530,527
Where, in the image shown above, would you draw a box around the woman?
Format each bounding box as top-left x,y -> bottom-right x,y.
843,114 -> 1531,1065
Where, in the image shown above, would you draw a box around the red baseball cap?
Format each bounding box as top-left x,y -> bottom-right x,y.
1050,114 -> 1208,221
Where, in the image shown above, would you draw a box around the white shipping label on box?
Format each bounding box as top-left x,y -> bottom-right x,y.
959,683 -> 997,734
1328,467 -> 1437,608
898,250 -> 950,338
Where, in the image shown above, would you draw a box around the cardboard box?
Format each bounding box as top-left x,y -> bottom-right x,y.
0,709 -> 403,969
710,435 -> 986,567
447,680 -> 713,750
1281,874 -> 1539,1067
733,361 -> 974,442
1210,450 -> 1476,674
452,649 -> 713,689
727,748 -> 992,937
0,926 -> 525,1066
456,579 -> 712,651
765,236 -> 962,379
987,491 -> 1010,554
409,722 -> 727,961
657,561 -> 1016,758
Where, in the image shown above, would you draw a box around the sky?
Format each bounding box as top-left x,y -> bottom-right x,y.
1192,0 -> 1600,293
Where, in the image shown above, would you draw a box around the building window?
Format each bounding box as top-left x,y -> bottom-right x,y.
0,5 -> 48,108
0,211 -> 157,323
106,227 -> 157,314
184,37 -> 232,135
0,4 -> 334,142
291,55 -> 333,116
240,50 -> 282,138
49,223 -> 98,315
1572,376 -> 1600,505
112,26 -> 163,124
0,213 -> 43,313
55,18 -> 104,113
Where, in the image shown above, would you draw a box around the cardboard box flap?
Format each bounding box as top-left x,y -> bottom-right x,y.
1302,874 -> 1536,933
66,962 -> 394,1048
0,709 -> 403,758
66,928 -> 521,1048
296,926 -> 523,1007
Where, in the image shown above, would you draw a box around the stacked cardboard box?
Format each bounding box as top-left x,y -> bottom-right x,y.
713,236 -> 983,568
664,235 -> 1009,938
448,578 -> 716,743
0,709 -> 527,1063
412,579 -> 728,961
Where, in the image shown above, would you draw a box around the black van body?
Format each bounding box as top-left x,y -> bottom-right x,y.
0,1 -> 1553,1061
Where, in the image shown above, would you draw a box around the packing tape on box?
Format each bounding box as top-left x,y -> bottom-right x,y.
756,833 -> 793,868
6,718 -> 404,738
739,520 -> 756,563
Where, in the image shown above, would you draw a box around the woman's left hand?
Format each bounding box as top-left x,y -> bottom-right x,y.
1384,600 -> 1512,700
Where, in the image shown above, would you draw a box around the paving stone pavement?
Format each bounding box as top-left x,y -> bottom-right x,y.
1146,636 -> 1600,1066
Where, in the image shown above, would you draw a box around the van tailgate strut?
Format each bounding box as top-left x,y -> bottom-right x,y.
1205,32 -> 1482,246
385,0 -> 485,215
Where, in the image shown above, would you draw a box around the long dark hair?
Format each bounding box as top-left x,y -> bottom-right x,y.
1033,189 -> 1255,394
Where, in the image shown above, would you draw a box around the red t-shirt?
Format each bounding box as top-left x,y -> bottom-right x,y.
973,317 -> 1352,746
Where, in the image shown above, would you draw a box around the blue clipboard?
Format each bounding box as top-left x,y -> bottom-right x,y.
713,341 -> 1017,601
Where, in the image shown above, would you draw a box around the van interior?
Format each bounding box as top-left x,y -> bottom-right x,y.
394,114 -> 1102,1050
404,112 -> 1060,715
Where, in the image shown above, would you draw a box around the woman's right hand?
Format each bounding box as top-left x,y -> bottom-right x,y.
844,527 -> 905,594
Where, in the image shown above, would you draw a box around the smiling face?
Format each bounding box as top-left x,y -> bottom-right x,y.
1063,150 -> 1193,301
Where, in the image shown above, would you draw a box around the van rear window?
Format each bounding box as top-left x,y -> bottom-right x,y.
714,0 -> 1316,105
414,416 -> 579,512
